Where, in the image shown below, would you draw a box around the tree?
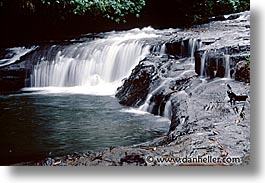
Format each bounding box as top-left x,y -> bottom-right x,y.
205,0 -> 250,17
40,0 -> 146,23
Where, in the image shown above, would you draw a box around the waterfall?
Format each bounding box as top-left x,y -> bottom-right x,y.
163,100 -> 172,120
151,43 -> 167,55
198,52 -> 231,78
188,38 -> 202,63
138,93 -> 153,112
180,40 -> 185,56
188,38 -> 197,63
138,80 -> 169,114
224,55 -> 231,78
160,44 -> 167,55
200,51 -> 207,76
29,31 -> 157,95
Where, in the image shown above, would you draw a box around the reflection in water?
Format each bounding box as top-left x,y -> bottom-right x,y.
0,93 -> 169,165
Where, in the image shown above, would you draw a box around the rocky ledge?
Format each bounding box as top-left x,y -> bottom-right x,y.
28,12 -> 250,166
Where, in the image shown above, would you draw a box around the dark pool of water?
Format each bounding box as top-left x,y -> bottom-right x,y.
0,92 -> 169,165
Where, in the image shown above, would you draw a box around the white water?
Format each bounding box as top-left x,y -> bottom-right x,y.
163,100 -> 172,120
29,30 -> 159,95
119,108 -> 149,115
152,43 -> 167,55
180,40 -> 185,56
0,46 -> 37,67
138,80 -> 169,112
188,38 -> 197,63
199,52 -> 231,78
160,44 -> 167,54
224,55 -> 231,78
200,51 -> 208,76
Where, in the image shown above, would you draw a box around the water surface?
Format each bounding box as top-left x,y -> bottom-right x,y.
0,92 -> 169,165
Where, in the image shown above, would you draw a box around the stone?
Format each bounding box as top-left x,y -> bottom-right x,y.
42,158 -> 54,166
235,61 -> 250,83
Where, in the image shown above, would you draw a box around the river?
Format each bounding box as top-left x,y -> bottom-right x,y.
0,92 -> 169,165
0,27 -> 172,165
0,12 -> 250,165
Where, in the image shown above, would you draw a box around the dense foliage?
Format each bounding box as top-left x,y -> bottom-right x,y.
0,0 -> 250,46
0,0 -> 145,23
0,0 -> 249,24
144,0 -> 250,26
39,0 -> 145,23
200,0 -> 250,15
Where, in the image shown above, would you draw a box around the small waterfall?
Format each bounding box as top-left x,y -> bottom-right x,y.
188,38 -> 202,63
224,55 -> 231,78
29,31 -> 157,95
163,100 -> 172,120
200,51 -> 207,76
160,43 -> 167,55
180,40 -> 185,56
151,43 -> 167,55
138,93 -> 153,112
151,45 -> 159,53
138,80 -> 168,112
188,38 -> 197,63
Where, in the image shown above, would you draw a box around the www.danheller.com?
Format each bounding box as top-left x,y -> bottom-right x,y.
145,155 -> 241,165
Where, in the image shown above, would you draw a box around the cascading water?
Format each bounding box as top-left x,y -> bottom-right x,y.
160,44 -> 167,55
224,55 -> 231,78
199,51 -> 232,78
138,37 -> 202,118
188,38 -> 201,63
29,31 -> 158,95
180,40 -> 185,56
200,51 -> 208,76
138,80 -> 169,112
151,43 -> 167,55
163,100 -> 172,120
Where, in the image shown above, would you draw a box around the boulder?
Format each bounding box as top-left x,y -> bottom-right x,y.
115,61 -> 157,107
235,60 -> 250,83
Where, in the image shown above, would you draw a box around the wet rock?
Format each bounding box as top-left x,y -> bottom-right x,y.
115,62 -> 156,107
169,91 -> 189,133
235,61 -> 250,83
116,50 -> 197,118
208,15 -> 226,22
193,12 -> 250,79
0,69 -> 27,94
165,38 -> 191,57
41,158 -> 54,166
120,153 -> 146,165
